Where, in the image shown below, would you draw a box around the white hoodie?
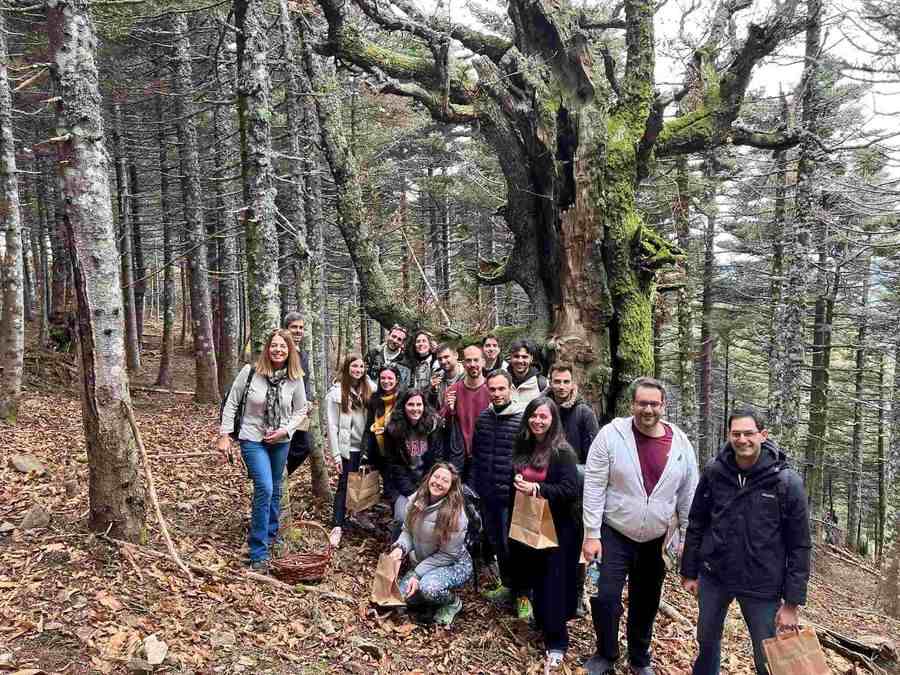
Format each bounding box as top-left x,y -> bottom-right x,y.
583,416 -> 698,543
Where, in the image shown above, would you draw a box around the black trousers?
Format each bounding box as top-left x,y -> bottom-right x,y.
286,430 -> 313,475
590,523 -> 666,667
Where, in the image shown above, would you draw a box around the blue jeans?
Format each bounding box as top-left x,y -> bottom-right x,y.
692,574 -> 778,675
240,440 -> 290,562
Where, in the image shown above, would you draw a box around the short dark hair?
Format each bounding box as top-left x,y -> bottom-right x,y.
482,334 -> 500,346
389,323 -> 408,335
435,342 -> 456,357
508,338 -> 536,357
283,311 -> 304,328
727,406 -> 767,432
486,369 -> 512,386
549,362 -> 574,378
629,376 -> 666,402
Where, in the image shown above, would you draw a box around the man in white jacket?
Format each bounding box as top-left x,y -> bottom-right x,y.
582,377 -> 698,675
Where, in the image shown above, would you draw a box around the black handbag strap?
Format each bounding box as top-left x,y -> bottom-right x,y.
232,366 -> 256,437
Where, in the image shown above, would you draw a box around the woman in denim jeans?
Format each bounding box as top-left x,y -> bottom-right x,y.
218,328 -> 308,571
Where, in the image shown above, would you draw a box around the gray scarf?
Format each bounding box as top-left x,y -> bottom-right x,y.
264,368 -> 289,432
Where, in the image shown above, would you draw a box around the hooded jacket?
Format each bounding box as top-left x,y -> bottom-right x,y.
583,416 -> 698,543
681,440 -> 811,605
510,367 -> 548,406
470,400 -> 525,504
395,495 -> 469,579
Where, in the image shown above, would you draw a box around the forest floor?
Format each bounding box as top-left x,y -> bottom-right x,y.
2,326 -> 899,674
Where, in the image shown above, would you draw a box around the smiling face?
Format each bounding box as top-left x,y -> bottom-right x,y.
729,416 -> 768,468
405,394 -> 425,423
509,348 -> 532,376
631,385 -> 664,435
348,358 -> 365,381
386,328 -> 407,352
268,334 -> 289,368
379,369 -> 398,394
437,348 -> 458,374
287,319 -> 305,347
428,467 -> 453,500
414,333 -> 431,356
462,346 -> 484,380
528,404 -> 553,441
483,338 -> 500,362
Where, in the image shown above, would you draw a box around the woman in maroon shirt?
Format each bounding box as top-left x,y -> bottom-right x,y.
508,396 -> 581,672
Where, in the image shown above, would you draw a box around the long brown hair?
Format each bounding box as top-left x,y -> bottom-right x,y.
255,328 -> 304,379
339,352 -> 372,413
404,463 -> 465,547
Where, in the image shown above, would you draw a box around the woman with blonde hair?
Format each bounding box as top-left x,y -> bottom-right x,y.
389,463 -> 472,626
325,352 -> 374,547
218,328 -> 308,571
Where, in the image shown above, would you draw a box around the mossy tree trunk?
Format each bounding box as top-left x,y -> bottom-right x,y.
846,248 -> 870,553
171,13 -> 220,403
308,0 -> 802,413
47,0 -> 146,540
0,10 -> 24,424
154,76 -> 176,389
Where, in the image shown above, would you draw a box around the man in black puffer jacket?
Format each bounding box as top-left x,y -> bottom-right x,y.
681,406 -> 811,675
469,369 -> 524,605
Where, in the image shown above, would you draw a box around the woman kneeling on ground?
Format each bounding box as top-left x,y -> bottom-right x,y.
325,352 -> 374,548
217,328 -> 308,572
389,463 -> 472,626
509,396 -> 580,672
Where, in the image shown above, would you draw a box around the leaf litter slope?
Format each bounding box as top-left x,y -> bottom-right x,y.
0,337 -> 896,673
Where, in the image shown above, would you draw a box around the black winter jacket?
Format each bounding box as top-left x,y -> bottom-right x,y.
383,420 -> 462,498
550,395 -> 599,463
681,440 -> 811,606
469,402 -> 524,505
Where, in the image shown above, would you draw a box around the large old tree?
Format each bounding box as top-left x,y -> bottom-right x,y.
306,0 -> 803,414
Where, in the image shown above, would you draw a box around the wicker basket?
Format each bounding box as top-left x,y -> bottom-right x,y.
270,520 -> 333,583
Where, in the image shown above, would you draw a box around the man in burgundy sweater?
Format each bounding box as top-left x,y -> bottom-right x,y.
582,377 -> 699,675
441,344 -> 491,480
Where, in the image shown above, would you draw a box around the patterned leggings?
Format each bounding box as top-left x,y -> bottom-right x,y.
399,552 -> 473,605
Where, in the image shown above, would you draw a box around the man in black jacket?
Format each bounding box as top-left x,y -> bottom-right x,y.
469,369 -> 525,609
681,406 -> 811,675
284,312 -> 315,475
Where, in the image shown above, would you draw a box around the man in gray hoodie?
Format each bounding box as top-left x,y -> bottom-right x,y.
582,377 -> 699,675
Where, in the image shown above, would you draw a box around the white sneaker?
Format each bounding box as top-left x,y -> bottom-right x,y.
329,527 -> 342,548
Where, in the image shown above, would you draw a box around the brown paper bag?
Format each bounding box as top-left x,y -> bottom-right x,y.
346,466 -> 381,514
509,491 -> 558,549
370,553 -> 405,607
762,627 -> 830,675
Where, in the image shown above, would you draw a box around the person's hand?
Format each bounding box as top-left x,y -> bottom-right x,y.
430,372 -> 443,389
332,455 -> 344,473
263,428 -> 288,443
513,473 -> 535,494
446,386 -> 457,411
582,537 -> 602,563
388,547 -> 404,561
216,435 -> 233,463
681,577 -> 699,597
775,603 -> 800,632
404,576 -> 419,598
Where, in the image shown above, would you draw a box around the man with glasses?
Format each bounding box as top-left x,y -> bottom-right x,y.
582,377 -> 699,675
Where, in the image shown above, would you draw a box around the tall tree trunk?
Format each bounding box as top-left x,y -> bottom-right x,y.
171,13 -> 220,402
847,248 -> 871,552
47,0 -> 145,540
21,228 -> 35,323
883,508 -> 900,617
47,165 -> 68,321
111,102 -> 141,372
213,50 -> 242,391
32,164 -> 50,346
673,155 -> 697,445
234,0 -> 281,355
697,158 -> 718,465
129,163 -> 146,345
768,137 -> 788,414
154,85 -> 175,389
876,351 -> 886,563
0,11 -> 25,423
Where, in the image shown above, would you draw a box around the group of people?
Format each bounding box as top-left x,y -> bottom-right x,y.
217,320 -> 813,674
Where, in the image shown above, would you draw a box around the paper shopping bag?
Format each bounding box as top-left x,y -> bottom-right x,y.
762,627 -> 830,675
509,491 -> 558,549
346,466 -> 381,514
370,553 -> 405,607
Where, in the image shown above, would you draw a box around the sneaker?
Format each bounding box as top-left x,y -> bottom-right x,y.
544,650 -> 565,672
584,654 -> 615,675
481,583 -> 512,605
249,560 -> 269,574
434,596 -> 463,626
329,526 -> 342,548
516,596 -> 533,621
629,666 -> 655,675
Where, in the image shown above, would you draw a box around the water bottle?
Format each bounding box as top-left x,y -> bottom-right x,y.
586,560 -> 601,586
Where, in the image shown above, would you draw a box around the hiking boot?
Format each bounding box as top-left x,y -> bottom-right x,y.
434,596 -> 463,626
584,654 -> 615,675
544,650 -> 565,673
249,560 -> 269,575
481,583 -> 512,605
516,596 -> 533,621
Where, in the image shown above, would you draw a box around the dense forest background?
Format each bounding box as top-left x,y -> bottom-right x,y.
1,0 -> 900,609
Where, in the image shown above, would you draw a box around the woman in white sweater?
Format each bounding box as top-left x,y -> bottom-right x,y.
325,352 -> 374,547
218,329 -> 307,571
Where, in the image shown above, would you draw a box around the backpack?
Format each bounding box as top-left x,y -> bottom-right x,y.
220,366 -> 256,439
